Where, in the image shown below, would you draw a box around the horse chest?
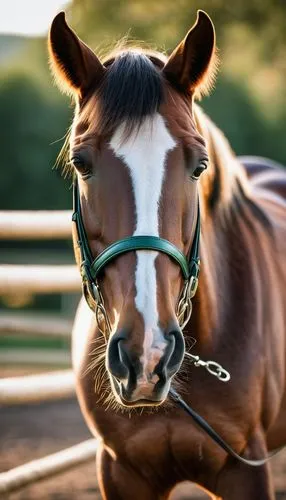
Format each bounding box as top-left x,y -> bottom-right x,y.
98,413 -> 225,482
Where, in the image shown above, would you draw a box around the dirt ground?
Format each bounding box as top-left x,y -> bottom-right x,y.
1,396 -> 286,500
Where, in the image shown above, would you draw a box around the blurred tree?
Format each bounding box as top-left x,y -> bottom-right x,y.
202,77 -> 284,162
0,65 -> 72,210
69,0 -> 286,52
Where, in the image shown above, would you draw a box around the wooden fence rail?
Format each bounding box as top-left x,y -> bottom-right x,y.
0,314 -> 72,337
0,370 -> 75,404
0,439 -> 98,495
0,265 -> 81,294
0,211 -> 72,240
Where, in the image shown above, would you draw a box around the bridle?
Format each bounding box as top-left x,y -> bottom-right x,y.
72,178 -> 201,337
71,178 -> 283,467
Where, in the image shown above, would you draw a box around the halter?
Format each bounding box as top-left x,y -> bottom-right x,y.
72,179 -> 201,336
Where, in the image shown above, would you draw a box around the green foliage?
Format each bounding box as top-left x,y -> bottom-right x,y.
0,63 -> 72,210
203,77 -> 286,165
69,0 -> 286,53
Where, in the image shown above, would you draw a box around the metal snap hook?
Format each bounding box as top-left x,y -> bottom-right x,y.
205,361 -> 231,382
184,352 -> 231,383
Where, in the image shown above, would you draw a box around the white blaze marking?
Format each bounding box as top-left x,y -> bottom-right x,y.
110,114 -> 176,372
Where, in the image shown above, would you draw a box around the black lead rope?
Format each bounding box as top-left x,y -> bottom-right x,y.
169,387 -> 282,467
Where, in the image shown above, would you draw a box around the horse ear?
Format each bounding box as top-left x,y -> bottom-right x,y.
48,12 -> 105,98
163,10 -> 217,97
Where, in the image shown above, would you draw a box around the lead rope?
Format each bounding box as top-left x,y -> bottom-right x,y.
169,350 -> 284,466
169,386 -> 283,467
171,332 -> 284,466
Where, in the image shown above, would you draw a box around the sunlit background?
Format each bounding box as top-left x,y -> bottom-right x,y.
0,1 -> 285,499
0,0 -> 69,35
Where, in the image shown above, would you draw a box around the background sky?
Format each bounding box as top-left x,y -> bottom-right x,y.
0,0 -> 70,36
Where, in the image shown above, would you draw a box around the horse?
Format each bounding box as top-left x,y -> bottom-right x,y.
48,10 -> 286,500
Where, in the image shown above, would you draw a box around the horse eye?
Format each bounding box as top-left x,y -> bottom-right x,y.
191,160 -> 208,180
71,156 -> 86,171
71,156 -> 92,179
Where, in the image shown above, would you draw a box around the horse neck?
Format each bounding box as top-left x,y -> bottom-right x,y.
187,107 -> 253,351
194,104 -> 250,214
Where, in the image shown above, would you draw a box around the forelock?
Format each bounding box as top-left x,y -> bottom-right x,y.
82,51 -> 164,140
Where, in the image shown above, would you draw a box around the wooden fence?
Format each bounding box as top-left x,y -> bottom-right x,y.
0,439 -> 98,496
0,210 -> 72,240
0,210 -> 98,496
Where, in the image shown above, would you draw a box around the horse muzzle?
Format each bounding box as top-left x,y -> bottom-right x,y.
106,328 -> 185,407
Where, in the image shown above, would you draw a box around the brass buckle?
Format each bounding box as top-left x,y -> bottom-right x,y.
91,282 -> 100,303
176,280 -> 193,329
176,271 -> 199,329
182,275 -> 199,302
83,281 -> 96,311
81,264 -> 100,312
189,276 -> 198,299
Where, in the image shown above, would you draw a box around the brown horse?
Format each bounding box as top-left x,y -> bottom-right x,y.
49,10 -> 286,500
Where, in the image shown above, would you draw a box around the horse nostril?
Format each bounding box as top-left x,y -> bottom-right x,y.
168,329 -> 185,369
154,329 -> 185,381
107,336 -> 129,381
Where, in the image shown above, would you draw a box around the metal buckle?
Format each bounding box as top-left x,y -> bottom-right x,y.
80,262 -> 92,282
82,282 -> 96,311
176,273 -> 199,329
80,264 -> 100,313
188,276 -> 198,299
182,274 -> 199,302
176,283 -> 193,329
82,278 -> 110,339
91,282 -> 100,303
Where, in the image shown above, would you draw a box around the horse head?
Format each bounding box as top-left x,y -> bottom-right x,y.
49,10 -> 217,407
